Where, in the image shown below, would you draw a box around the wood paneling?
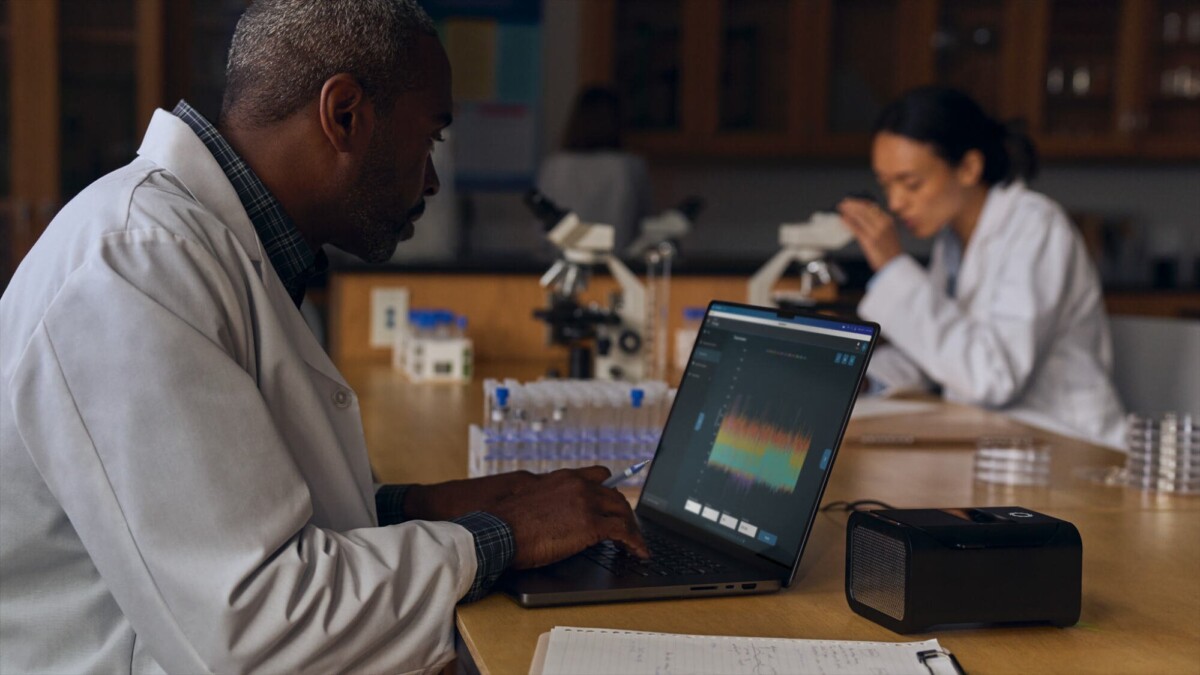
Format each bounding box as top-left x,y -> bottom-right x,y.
329,272 -> 759,366
578,0 -> 615,86
329,273 -> 1200,367
8,0 -> 58,266
680,0 -> 720,138
135,0 -> 165,133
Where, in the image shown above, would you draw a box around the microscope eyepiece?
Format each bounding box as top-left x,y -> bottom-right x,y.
524,188 -> 571,231
676,196 -> 704,221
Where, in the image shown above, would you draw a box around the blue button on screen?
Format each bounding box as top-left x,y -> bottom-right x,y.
757,530 -> 778,546
819,448 -> 833,470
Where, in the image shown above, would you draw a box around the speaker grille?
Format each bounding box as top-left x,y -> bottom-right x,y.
849,525 -> 906,620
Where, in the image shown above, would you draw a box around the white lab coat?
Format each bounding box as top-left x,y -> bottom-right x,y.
0,111 -> 476,674
860,182 -> 1126,449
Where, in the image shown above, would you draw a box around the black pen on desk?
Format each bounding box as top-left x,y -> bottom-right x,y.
602,460 -> 651,488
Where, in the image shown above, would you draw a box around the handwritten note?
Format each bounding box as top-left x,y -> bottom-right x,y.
535,627 -> 958,675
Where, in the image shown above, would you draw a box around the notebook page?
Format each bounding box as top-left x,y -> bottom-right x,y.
540,627 -> 952,675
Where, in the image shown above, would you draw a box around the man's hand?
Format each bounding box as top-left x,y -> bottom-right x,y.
403,471 -> 539,521
487,466 -> 649,569
838,197 -> 903,272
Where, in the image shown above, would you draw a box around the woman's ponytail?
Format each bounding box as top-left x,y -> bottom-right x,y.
874,86 -> 1039,187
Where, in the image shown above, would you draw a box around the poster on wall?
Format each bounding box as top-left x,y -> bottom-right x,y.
423,0 -> 541,191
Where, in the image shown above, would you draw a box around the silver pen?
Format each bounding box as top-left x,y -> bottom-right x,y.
602,460 -> 651,488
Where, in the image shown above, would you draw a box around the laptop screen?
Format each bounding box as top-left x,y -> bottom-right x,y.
638,302 -> 876,567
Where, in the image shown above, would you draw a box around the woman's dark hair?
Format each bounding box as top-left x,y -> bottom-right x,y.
874,86 -> 1038,185
562,86 -> 623,151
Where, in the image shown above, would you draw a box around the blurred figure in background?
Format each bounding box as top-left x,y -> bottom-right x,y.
536,86 -> 653,253
839,86 -> 1125,448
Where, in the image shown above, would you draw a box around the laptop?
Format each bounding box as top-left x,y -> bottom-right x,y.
503,300 -> 879,607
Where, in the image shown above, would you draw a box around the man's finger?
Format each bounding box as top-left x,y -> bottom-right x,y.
575,465 -> 612,484
598,515 -> 648,558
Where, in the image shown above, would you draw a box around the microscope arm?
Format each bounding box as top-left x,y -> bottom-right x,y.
606,256 -> 645,326
748,248 -> 800,307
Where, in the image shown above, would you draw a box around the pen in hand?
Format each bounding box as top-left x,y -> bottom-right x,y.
602,460 -> 651,488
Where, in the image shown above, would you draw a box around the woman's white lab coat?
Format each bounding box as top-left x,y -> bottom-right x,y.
860,182 -> 1126,448
0,111 -> 476,673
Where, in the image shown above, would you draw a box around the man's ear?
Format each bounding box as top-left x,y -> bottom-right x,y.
318,73 -> 374,154
957,149 -> 985,187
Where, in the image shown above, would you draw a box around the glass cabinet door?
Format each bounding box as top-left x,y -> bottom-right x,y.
58,0 -> 139,199
614,0 -> 682,132
166,0 -> 243,123
1141,0 -> 1200,154
933,0 -> 1009,118
718,0 -> 791,133
1,0 -> 10,201
2,0 -> 11,284
1043,0 -> 1121,136
826,0 -> 907,134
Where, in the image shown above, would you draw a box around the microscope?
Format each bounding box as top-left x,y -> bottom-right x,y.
624,197 -> 703,260
526,190 -> 647,380
624,197 -> 703,380
747,212 -> 854,309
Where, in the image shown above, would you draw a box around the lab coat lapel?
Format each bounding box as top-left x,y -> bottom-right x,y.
136,109 -> 349,387
956,182 -> 1022,303
136,110 -> 264,265
263,261 -> 352,388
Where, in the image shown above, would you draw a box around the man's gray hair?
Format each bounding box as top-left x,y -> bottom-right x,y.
221,0 -> 437,128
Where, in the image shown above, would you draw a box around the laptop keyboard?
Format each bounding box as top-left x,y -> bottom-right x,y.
582,531 -> 728,578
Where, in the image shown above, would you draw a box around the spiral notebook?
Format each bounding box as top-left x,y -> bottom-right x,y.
530,627 -> 965,675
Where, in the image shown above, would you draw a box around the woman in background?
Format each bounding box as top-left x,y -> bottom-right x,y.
839,86 -> 1125,448
536,86 -> 652,253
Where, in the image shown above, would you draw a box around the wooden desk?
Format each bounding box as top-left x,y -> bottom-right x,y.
342,362 -> 1200,675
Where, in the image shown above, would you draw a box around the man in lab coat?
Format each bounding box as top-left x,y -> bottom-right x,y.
0,1 -> 646,673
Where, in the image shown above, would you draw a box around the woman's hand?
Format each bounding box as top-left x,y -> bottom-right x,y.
838,198 -> 903,272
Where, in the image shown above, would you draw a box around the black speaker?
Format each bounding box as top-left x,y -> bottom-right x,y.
845,506 -> 1081,633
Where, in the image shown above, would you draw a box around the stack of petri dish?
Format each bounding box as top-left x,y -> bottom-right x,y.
973,437 -> 1052,486
1125,413 -> 1199,494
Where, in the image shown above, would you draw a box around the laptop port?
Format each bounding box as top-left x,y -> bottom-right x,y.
742,583 -> 757,590
690,585 -> 718,591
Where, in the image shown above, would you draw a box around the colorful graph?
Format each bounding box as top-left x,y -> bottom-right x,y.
707,398 -> 812,493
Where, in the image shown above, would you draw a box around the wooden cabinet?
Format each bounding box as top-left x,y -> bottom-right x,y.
1130,0 -> 1200,156
1,0 -> 10,283
2,0 -> 163,284
579,0 -> 1200,160
2,0 -> 243,285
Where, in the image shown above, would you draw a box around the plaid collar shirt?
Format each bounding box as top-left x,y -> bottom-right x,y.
172,100 -> 325,308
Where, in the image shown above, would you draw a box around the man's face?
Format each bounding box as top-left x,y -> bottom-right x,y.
337,36 -> 452,263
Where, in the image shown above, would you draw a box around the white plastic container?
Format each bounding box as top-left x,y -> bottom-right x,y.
674,306 -> 706,371
404,310 -> 473,383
